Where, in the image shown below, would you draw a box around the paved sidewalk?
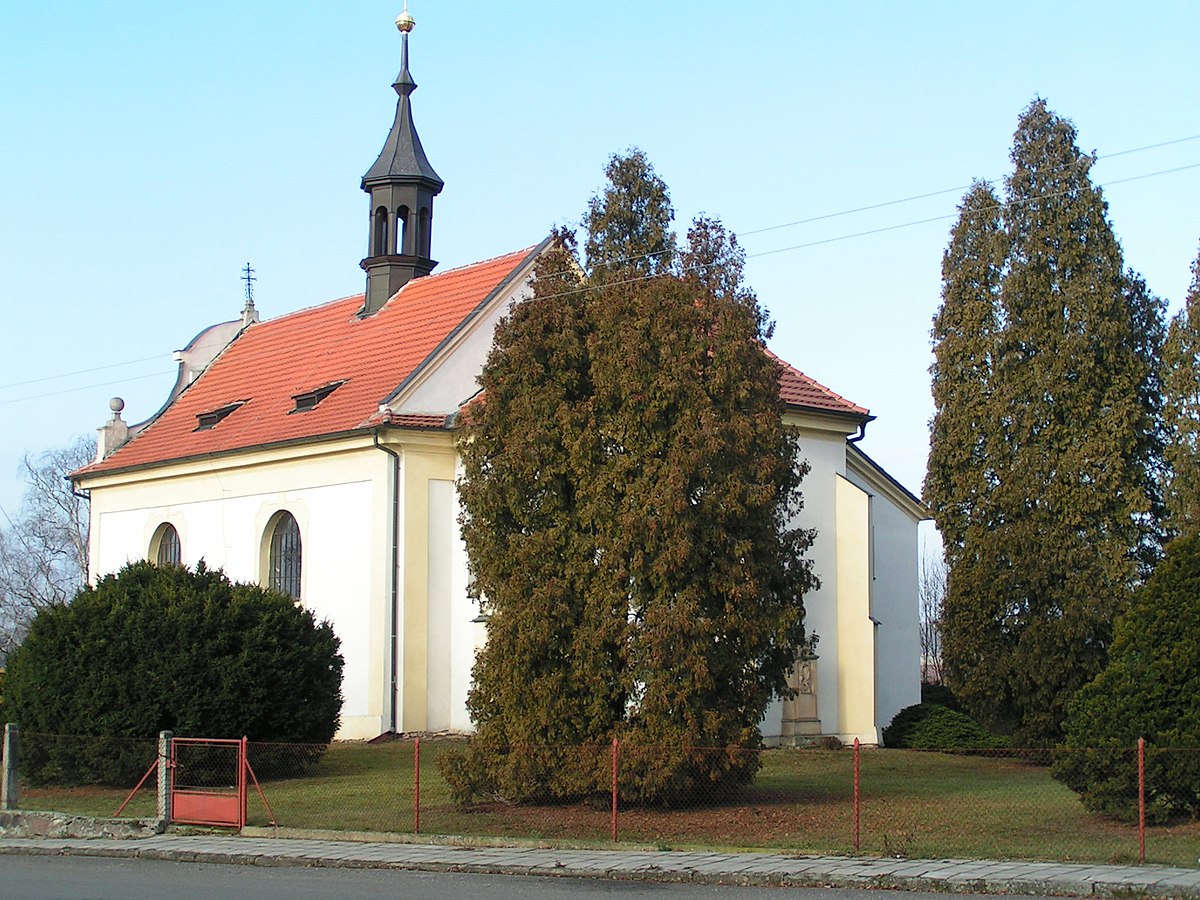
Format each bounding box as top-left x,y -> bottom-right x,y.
3,834 -> 1200,896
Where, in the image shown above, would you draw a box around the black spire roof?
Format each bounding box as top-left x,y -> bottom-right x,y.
362,15 -> 443,189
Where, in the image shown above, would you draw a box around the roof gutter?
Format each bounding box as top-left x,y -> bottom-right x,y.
373,428 -> 402,735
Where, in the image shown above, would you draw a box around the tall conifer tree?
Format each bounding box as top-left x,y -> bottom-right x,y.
589,216 -> 814,796
926,181 -> 1003,564
929,101 -> 1163,744
926,182 -> 1009,717
451,231 -> 626,801
448,153 -> 815,803
1163,244 -> 1200,536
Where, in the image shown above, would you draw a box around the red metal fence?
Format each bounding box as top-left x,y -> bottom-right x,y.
7,732 -> 1200,867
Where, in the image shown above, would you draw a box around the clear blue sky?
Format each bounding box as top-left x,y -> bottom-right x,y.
1,1 -> 1197,545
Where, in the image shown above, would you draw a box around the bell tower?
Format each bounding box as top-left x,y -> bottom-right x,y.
359,4 -> 444,316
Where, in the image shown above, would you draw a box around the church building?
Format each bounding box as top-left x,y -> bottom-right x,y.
74,10 -> 927,745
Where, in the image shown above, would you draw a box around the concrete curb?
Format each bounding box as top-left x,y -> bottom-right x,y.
2,835 -> 1200,897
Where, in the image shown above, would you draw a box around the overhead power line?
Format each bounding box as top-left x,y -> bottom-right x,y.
747,162 -> 1200,261
6,132 -> 1199,399
743,134 -> 1200,237
481,161 -> 1200,307
0,371 -> 176,407
0,354 -> 172,391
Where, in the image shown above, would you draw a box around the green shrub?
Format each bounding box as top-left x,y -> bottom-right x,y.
3,561 -> 342,784
1053,533 -> 1200,823
920,682 -> 961,711
883,703 -> 1005,750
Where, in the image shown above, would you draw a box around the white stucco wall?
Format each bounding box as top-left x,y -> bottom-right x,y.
450,456 -> 486,732
835,474 -> 877,744
845,457 -> 923,734
82,413 -> 920,747
421,473 -> 488,733
762,422 -> 853,740
761,422 -> 925,746
83,440 -> 393,740
393,267 -> 535,415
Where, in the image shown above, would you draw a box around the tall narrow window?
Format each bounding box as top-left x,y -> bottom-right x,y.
155,523 -> 181,567
268,512 -> 302,600
397,205 -> 410,255
418,207 -> 431,256
373,206 -> 389,256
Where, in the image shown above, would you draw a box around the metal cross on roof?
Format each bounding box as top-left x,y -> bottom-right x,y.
242,262 -> 257,304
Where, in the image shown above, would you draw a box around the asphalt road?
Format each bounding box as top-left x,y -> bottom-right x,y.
0,855 -> 1060,900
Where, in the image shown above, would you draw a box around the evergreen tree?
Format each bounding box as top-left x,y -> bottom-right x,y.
1162,244 -> 1200,535
582,148 -> 677,282
1055,532 -> 1200,822
1125,270 -> 1167,566
926,182 -> 1009,720
448,230 -> 622,802
926,181 -> 1003,564
446,153 -> 815,804
590,217 -> 814,799
929,100 -> 1163,745
4,561 -> 342,783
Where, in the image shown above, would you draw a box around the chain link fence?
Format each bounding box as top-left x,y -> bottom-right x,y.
4,731 -> 1199,866
12,731 -> 159,819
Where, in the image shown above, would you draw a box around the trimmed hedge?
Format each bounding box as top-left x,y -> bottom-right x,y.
3,561 -> 343,784
883,703 -> 1006,750
1053,533 -> 1200,823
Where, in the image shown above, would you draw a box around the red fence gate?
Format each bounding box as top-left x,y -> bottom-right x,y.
114,734 -> 275,828
170,737 -> 245,827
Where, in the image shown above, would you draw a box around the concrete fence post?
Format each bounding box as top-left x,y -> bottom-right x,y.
1,724 -> 18,811
156,730 -> 173,823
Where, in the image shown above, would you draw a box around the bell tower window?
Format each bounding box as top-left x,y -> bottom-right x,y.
418,207 -> 431,257
397,205 -> 410,256
373,206 -> 389,256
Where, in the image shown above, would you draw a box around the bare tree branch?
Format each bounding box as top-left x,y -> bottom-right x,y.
919,545 -> 946,685
0,436 -> 93,659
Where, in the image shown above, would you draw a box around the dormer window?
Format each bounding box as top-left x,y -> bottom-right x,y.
195,401 -> 245,431
291,381 -> 345,414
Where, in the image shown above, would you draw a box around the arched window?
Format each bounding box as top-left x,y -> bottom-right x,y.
268,512 -> 302,600
154,523 -> 181,567
372,206 -> 389,256
397,205 -> 410,255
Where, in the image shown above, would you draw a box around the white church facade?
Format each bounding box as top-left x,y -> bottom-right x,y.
74,11 -> 926,746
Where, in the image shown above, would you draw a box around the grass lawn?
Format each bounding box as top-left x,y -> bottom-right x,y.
18,742 -> 1200,867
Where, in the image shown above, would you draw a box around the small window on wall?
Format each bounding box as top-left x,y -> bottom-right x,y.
154,523 -> 182,567
268,512 -> 302,600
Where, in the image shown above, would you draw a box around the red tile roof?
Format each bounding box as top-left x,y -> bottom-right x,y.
82,247 -> 539,475
80,248 -> 869,478
767,348 -> 870,418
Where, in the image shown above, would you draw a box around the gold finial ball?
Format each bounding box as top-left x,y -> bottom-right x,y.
396,8 -> 415,33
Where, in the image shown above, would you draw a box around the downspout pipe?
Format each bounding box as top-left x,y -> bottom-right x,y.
373,429 -> 402,734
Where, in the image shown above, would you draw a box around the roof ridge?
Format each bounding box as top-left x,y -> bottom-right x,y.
257,292 -> 365,325
415,244 -> 539,279
252,248 -> 539,327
